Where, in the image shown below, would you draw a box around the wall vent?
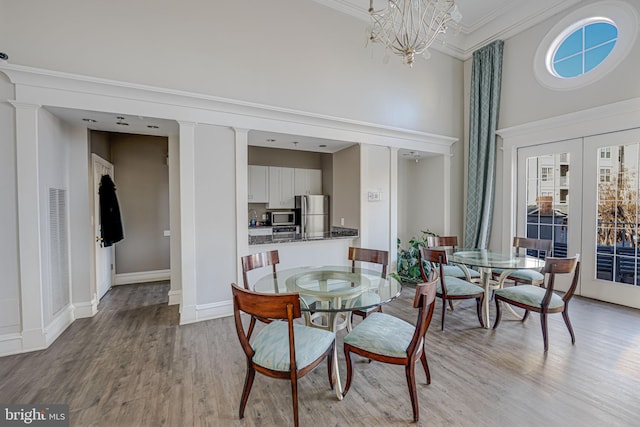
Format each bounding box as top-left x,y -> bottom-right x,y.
48,188 -> 70,318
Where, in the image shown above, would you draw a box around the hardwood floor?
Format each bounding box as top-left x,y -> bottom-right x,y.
1,282 -> 639,426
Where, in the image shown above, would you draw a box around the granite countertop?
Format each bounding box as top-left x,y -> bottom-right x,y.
249,227 -> 359,245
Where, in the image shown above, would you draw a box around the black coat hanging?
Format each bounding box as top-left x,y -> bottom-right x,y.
99,174 -> 124,247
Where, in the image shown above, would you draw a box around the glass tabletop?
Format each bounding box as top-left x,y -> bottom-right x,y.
450,249 -> 546,270
253,265 -> 403,312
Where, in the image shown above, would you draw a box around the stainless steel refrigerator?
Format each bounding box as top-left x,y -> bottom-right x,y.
295,195 -> 329,239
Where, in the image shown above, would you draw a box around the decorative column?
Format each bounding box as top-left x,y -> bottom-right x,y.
177,121 -> 197,324
233,128 -> 250,283
11,101 -> 46,351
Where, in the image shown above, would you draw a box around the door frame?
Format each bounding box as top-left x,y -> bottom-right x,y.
92,154 -> 115,302
498,99 -> 640,307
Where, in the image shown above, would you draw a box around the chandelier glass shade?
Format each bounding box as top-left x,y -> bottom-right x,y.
368,0 -> 462,67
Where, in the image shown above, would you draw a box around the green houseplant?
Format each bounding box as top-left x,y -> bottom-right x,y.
391,230 -> 438,284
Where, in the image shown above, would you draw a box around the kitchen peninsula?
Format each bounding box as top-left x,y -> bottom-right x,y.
248,226 -> 358,245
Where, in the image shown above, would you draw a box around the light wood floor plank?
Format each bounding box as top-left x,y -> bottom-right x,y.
1,282 -> 639,426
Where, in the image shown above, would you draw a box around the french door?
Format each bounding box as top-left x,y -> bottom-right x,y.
517,140 -> 583,293
517,129 -> 640,308
582,128 -> 640,308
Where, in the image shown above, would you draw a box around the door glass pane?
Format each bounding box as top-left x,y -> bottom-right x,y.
525,153 -> 569,258
596,144 -> 640,286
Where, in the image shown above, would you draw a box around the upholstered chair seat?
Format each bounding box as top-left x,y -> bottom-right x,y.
252,321 -> 335,371
343,312 -> 416,358
494,285 -> 564,310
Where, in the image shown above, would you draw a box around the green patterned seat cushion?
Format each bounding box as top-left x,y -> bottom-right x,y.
493,268 -> 544,283
440,276 -> 484,296
343,312 -> 413,358
442,264 -> 481,278
252,321 -> 334,371
495,285 -> 564,310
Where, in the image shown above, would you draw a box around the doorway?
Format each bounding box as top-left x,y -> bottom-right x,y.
517,130 -> 640,308
92,154 -> 115,300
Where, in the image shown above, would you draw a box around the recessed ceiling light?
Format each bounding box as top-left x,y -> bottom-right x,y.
82,118 -> 97,123
319,144 -> 327,148
116,116 -> 125,120
266,138 -> 276,142
116,121 -> 129,126
147,125 -> 159,129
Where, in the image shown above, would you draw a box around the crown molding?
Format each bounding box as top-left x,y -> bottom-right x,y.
497,97 -> 640,147
0,63 -> 457,154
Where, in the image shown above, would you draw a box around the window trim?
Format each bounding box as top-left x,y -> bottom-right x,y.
534,1 -> 639,90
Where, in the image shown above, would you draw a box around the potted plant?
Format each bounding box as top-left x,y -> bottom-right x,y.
391,230 -> 438,285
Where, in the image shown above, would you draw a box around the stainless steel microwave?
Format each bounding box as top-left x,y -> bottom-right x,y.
270,211 -> 295,226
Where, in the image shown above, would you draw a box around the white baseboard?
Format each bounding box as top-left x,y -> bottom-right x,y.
45,305 -> 74,347
73,298 -> 98,318
0,333 -> 23,357
180,300 -> 233,325
1,306 -> 75,357
115,269 -> 170,285
168,290 -> 182,305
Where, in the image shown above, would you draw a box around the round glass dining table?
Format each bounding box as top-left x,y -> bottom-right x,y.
253,265 -> 403,399
450,249 -> 545,328
253,265 -> 403,313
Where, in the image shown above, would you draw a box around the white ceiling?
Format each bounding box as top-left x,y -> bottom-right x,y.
47,0 -> 581,159
313,0 -> 581,59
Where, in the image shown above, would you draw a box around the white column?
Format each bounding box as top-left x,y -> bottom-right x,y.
68,124 -> 95,318
234,128 -> 249,283
168,133 -> 182,305
11,101 -> 46,351
443,152 -> 452,235
177,121 -> 197,324
389,147 -> 399,270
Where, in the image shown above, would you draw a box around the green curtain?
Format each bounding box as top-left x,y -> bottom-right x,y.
464,40 -> 504,249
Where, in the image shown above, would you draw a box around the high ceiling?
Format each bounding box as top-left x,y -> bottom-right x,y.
47,0 -> 582,158
313,0 -> 580,59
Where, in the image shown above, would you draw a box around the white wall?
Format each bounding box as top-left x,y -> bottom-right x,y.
0,74 -> 19,336
398,156 -> 447,244
37,109 -> 72,325
193,124 -> 238,304
0,0 -> 463,138
360,145 -> 392,253
499,0 -> 640,129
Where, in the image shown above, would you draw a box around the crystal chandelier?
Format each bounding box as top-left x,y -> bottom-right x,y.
368,0 -> 462,67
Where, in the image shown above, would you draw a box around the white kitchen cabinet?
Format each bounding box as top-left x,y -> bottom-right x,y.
294,168 -> 322,195
268,167 -> 295,208
248,165 -> 269,203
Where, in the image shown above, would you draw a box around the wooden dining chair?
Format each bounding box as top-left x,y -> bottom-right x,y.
419,247 -> 485,330
240,250 -> 280,338
493,257 -> 580,351
231,284 -> 335,427
342,276 -> 437,422
348,246 -> 389,321
492,237 -> 553,286
241,250 -> 280,290
426,236 -> 481,282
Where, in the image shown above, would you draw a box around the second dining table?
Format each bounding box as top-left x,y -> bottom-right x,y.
449,249 -> 546,328
253,265 -> 403,399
